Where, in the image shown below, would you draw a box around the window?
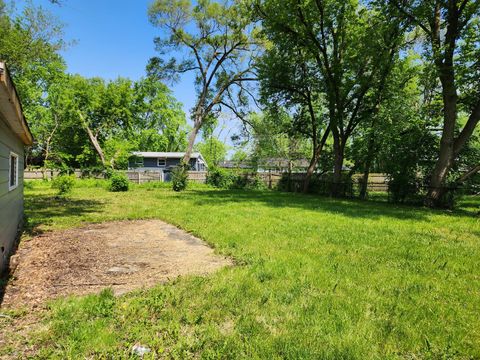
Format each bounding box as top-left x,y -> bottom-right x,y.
135,158 -> 144,168
158,158 -> 166,167
9,152 -> 18,191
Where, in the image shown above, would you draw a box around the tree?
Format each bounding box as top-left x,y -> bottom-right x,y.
257,0 -> 405,196
258,44 -> 330,192
133,77 -> 188,152
148,0 -> 263,164
196,136 -> 229,167
0,1 -> 67,167
52,74 -> 188,170
391,0 -> 480,207
247,111 -> 312,171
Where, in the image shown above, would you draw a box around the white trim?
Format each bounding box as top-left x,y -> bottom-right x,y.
157,158 -> 166,167
8,151 -> 19,191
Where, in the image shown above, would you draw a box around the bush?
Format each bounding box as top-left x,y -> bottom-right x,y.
109,172 -> 130,192
246,175 -> 267,190
52,175 -> 76,196
387,175 -> 423,204
207,168 -> 267,190
172,164 -> 189,192
207,168 -> 235,188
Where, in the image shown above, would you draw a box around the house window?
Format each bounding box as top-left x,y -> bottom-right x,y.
158,158 -> 166,167
135,158 -> 144,168
9,152 -> 18,191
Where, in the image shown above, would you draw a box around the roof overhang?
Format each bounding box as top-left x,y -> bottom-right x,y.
0,62 -> 33,146
132,152 -> 202,159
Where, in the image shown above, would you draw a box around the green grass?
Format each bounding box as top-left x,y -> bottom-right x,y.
13,180 -> 480,358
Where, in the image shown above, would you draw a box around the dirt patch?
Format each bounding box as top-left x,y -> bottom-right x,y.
1,220 -> 231,309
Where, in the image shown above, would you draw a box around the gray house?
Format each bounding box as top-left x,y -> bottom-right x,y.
0,62 -> 33,272
129,152 -> 208,173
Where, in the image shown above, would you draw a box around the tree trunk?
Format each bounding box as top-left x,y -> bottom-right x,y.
331,133 -> 345,197
359,164 -> 371,200
85,126 -> 106,166
79,112 -> 106,167
42,114 -> 59,180
425,68 -> 457,207
183,118 -> 202,165
288,160 -> 293,192
303,153 -> 319,194
359,134 -> 376,200
303,126 -> 330,193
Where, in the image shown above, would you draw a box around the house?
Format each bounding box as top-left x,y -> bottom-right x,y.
0,62 -> 33,272
129,152 -> 208,172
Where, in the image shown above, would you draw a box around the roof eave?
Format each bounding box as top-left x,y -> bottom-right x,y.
0,62 -> 33,146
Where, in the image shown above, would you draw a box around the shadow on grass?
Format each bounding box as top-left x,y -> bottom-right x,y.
24,195 -> 104,236
182,189 -> 479,221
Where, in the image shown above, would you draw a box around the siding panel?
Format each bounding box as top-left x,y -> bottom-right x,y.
0,117 -> 25,271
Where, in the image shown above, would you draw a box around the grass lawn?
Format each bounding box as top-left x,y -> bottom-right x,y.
6,180 -> 480,358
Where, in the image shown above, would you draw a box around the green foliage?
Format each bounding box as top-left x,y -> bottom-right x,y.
242,175 -> 266,190
103,138 -> 136,170
206,168 -> 235,188
246,112 -> 312,170
195,136 -> 229,168
207,168 -> 266,190
108,172 -> 129,192
0,5 -> 187,172
51,174 -> 76,196
171,164 -> 189,192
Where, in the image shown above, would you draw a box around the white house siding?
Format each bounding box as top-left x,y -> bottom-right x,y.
0,116 -> 24,272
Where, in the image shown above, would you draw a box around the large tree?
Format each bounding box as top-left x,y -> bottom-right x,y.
0,1 -> 67,166
52,75 -> 188,170
148,0 -> 263,164
258,44 -> 330,192
257,0 -> 405,196
392,0 -> 480,207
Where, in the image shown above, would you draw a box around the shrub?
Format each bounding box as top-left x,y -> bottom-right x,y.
207,168 -> 267,190
103,167 -> 114,179
172,164 -> 189,192
245,175 -> 267,190
387,175 -> 423,204
52,175 -> 76,196
109,172 -> 130,192
207,168 -> 235,188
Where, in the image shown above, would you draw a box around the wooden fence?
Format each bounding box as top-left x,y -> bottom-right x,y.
25,169 -> 389,190
24,169 -> 208,184
243,171 -> 389,192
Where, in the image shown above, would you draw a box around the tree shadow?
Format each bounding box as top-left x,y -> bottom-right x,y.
23,195 -> 104,236
183,189 -> 479,221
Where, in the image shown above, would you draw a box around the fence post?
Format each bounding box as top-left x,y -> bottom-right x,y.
138,171 -> 141,184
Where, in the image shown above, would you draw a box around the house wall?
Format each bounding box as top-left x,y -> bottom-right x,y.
0,117 -> 25,272
129,157 -> 200,171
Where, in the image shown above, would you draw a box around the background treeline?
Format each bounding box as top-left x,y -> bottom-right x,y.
147,0 -> 480,207
0,1 -> 189,173
225,0 -> 480,207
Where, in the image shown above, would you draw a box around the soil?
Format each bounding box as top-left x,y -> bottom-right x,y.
1,220 -> 232,309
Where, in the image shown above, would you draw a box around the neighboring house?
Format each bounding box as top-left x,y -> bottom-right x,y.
0,62 -> 33,272
129,152 -> 208,172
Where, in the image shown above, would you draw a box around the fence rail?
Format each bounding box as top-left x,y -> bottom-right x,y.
24,169 -> 208,184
